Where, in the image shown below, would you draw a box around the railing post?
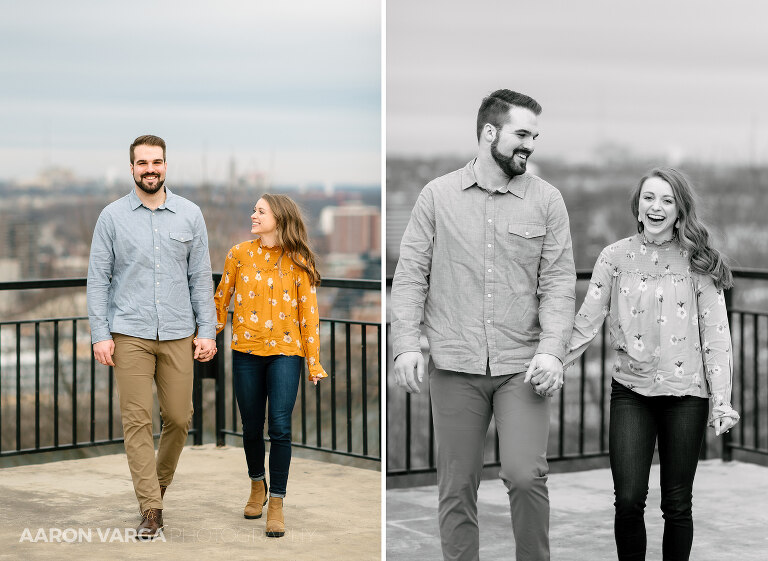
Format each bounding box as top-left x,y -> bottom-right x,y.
192,360 -> 203,446
215,330 -> 226,447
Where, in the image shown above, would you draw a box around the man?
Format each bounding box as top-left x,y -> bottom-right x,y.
87,135 -> 217,539
391,90 -> 576,561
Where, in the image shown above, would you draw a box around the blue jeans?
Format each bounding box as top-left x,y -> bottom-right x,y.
232,351 -> 302,498
609,379 -> 709,561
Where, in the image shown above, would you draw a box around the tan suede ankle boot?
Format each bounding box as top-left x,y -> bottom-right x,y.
244,479 -> 268,519
265,497 -> 285,537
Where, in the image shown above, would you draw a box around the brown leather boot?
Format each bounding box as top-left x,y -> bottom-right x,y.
244,479 -> 268,519
136,508 -> 163,540
265,497 -> 285,538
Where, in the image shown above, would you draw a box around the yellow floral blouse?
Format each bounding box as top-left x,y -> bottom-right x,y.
566,235 -> 739,425
214,239 -> 328,380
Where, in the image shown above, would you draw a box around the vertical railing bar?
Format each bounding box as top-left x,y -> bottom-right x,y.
300,360 -> 307,446
377,324 -> 382,459
35,323 -> 40,450
579,352 -> 586,455
16,323 -> 21,451
0,326 -> 3,452
72,319 -> 77,446
53,321 -> 59,448
108,365 -> 114,441
90,344 -> 96,443
558,366 -> 566,458
753,314 -> 759,450
361,324 -> 368,457
330,321 -> 337,451
428,385 -> 435,469
345,323 -> 352,454
600,323 -> 607,452
739,314 -> 745,448
316,335 -> 322,448
405,392 -> 412,472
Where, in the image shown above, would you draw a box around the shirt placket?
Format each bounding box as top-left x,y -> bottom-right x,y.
151,209 -> 161,337
483,190 -> 496,372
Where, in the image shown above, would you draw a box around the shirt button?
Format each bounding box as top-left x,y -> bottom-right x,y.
486,320 -> 491,324
488,268 -> 492,273
487,244 -> 492,248
156,264 -> 160,268
488,219 -> 492,223
157,282 -> 160,285
155,228 -> 158,232
487,294 -> 492,298
155,247 -> 159,250
525,232 -> 529,236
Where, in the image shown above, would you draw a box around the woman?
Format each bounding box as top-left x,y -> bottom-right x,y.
214,194 -> 327,538
534,167 -> 739,560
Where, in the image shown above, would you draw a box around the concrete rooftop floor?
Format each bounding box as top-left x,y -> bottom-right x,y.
0,444 -> 380,560
387,460 -> 768,561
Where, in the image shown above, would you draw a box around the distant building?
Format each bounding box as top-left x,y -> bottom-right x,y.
320,204 -> 381,256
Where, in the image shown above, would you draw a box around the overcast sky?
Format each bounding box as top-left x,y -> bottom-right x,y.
387,0 -> 768,165
0,0 -> 381,185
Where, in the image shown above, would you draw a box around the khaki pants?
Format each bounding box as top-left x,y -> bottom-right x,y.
429,359 -> 551,561
112,333 -> 194,512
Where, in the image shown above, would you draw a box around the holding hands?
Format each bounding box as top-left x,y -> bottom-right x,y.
524,353 -> 564,398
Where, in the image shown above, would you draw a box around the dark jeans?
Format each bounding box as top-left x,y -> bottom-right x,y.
609,379 -> 708,561
232,351 -> 302,497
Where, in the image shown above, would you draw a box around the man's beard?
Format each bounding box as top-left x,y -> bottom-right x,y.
134,174 -> 165,194
490,136 -> 530,178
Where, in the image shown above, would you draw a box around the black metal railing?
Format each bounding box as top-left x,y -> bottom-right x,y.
0,276 -> 381,463
386,269 -> 768,482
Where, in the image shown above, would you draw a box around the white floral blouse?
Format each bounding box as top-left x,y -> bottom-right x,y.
566,235 -> 739,425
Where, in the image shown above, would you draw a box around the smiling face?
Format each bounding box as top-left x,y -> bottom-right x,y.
251,197 -> 277,239
638,176 -> 679,243
489,106 -> 539,178
130,145 -> 166,195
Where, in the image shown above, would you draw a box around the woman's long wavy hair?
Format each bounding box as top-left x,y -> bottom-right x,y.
261,193 -> 321,286
631,167 -> 732,290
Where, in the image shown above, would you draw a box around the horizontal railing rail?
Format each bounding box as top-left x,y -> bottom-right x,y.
0,276 -> 381,463
386,269 -> 768,481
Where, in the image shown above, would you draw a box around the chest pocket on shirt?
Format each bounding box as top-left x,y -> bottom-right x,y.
508,222 -> 546,262
169,231 -> 193,261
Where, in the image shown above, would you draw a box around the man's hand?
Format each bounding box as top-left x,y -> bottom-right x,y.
714,416 -> 737,436
524,353 -> 564,397
393,351 -> 424,394
93,340 -> 115,367
193,337 -> 217,362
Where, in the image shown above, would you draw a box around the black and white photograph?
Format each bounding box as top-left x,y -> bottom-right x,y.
386,1 -> 768,560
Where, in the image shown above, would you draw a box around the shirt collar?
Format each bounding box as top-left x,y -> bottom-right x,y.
128,187 -> 177,212
461,159 -> 529,199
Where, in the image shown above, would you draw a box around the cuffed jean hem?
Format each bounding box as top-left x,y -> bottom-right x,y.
250,474 -> 266,482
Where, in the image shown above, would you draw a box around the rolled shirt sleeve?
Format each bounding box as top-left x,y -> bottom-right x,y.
390,186 -> 435,360
535,191 -> 576,361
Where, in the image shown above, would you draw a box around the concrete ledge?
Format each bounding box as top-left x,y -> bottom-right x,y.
0,444 -> 380,560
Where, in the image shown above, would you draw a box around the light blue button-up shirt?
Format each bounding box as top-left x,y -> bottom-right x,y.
87,188 -> 216,343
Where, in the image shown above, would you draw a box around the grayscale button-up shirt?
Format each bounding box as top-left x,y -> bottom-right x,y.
390,160 -> 576,376
87,188 -> 216,343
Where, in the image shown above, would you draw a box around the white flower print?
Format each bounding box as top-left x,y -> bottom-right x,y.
225,272 -> 230,282
257,246 -> 262,255
292,299 -> 298,307
248,250 -> 253,257
602,306 -> 609,317
640,244 -> 647,255
265,252 -> 271,262
710,365 -> 722,377
216,290 -> 223,297
670,334 -> 680,346
250,312 -> 258,323
591,328 -> 599,336
655,286 -> 664,301
249,290 -> 255,299
717,292 -> 725,306
692,372 -> 701,386
301,318 -> 307,327
620,286 -> 629,296
238,315 -> 244,323
271,299 -> 278,306
296,340 -> 302,348
633,334 -> 645,352
267,277 -> 273,288
652,346 -> 661,358
227,251 -> 234,259
315,326 -> 319,334
674,361 -> 684,378
630,307 -> 641,318
310,306 -> 316,314
300,295 -> 307,303
243,275 -> 249,283
243,331 -> 251,340
657,316 -> 667,325
232,333 -> 238,343
310,286 -> 317,294
269,340 -> 276,347
236,293 -> 242,304
691,315 -> 699,326
255,272 -> 262,281
308,336 -> 315,344
638,280 -> 647,292
265,320 -> 273,329
713,393 -> 724,406
651,250 -> 659,264
283,332 -> 292,343
283,290 -> 291,302
589,283 -> 603,299
676,303 -> 687,319
653,373 -> 664,384
702,307 -> 711,319
308,356 -> 316,365
717,323 -> 727,334
279,312 -> 286,320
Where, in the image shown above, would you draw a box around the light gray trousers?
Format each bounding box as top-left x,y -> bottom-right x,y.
429,361 -> 551,561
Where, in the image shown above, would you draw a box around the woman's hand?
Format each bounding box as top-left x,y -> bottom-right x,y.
309,375 -> 323,386
714,416 -> 737,436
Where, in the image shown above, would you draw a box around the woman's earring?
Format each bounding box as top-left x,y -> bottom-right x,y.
675,220 -> 680,229
638,214 -> 642,222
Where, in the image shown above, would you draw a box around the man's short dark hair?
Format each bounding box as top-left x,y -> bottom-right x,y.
476,90 -> 542,141
130,135 -> 166,163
